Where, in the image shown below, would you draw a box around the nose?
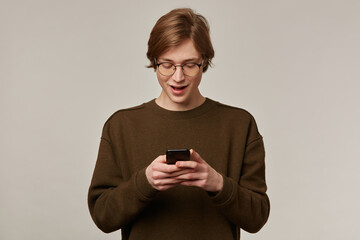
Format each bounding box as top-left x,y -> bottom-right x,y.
172,66 -> 185,82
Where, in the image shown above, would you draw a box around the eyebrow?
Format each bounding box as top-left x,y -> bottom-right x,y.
158,57 -> 201,63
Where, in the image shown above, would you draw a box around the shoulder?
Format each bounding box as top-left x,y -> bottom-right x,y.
210,99 -> 262,138
211,99 -> 255,122
107,104 -> 144,121
103,100 -> 154,126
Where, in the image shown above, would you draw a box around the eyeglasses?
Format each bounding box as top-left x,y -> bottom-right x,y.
156,61 -> 202,77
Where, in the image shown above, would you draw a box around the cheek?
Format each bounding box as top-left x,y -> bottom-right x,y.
156,71 -> 169,85
191,74 -> 202,86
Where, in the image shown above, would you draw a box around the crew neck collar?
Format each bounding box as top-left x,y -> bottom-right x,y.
145,98 -> 218,120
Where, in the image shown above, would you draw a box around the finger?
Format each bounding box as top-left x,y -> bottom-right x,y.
168,168 -> 196,177
175,172 -> 208,181
152,177 -> 184,186
175,160 -> 198,169
179,180 -> 206,188
153,168 -> 195,179
190,149 -> 205,163
154,155 -> 167,163
152,162 -> 181,173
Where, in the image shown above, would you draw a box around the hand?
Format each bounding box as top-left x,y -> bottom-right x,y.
145,155 -> 196,191
175,149 -> 223,193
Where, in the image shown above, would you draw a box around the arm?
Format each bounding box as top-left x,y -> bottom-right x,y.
88,136 -> 196,233
87,137 -> 158,233
175,116 -> 270,233
210,137 -> 270,233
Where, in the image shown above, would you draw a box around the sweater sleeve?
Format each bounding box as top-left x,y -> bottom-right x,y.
88,135 -> 158,233
210,119 -> 270,233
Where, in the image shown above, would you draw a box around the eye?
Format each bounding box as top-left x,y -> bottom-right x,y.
160,63 -> 173,69
184,63 -> 197,69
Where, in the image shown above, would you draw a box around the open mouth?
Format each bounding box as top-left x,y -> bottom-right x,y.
170,85 -> 187,90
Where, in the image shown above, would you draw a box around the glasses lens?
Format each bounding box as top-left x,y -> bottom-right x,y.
183,63 -> 200,77
158,63 -> 175,76
158,62 -> 201,76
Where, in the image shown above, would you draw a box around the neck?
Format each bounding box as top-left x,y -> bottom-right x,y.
156,91 -> 206,111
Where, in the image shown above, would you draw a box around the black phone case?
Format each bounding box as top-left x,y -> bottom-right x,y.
166,149 -> 190,164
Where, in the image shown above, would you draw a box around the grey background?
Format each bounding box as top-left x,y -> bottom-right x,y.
1,0 -> 359,239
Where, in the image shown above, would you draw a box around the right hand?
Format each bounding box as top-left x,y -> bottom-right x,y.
145,155 -> 195,191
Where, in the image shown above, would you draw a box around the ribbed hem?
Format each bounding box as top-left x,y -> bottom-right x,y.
135,168 -> 159,201
210,175 -> 235,206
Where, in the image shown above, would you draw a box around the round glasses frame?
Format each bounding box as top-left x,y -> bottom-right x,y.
156,61 -> 203,77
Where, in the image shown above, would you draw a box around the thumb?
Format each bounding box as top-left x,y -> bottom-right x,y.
190,149 -> 205,163
155,155 -> 166,163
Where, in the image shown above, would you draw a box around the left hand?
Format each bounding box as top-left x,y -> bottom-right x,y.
175,149 -> 223,193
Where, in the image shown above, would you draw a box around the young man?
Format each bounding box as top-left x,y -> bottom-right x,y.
88,8 -> 270,240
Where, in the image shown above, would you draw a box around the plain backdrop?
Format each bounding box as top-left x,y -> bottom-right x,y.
1,0 -> 359,239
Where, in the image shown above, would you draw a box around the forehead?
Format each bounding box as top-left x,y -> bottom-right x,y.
158,39 -> 201,62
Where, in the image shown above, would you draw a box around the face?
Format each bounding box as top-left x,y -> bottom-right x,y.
156,39 -> 204,111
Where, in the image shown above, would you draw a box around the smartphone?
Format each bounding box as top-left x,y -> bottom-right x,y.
166,149 -> 190,164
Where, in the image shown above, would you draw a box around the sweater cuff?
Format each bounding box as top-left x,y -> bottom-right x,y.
135,168 -> 159,201
209,175 -> 234,206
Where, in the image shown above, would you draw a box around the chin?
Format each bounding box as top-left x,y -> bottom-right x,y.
170,96 -> 188,104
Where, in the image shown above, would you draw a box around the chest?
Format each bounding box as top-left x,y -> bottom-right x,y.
111,117 -> 247,181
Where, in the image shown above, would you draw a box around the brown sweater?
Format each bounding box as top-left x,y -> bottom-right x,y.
88,98 -> 270,240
